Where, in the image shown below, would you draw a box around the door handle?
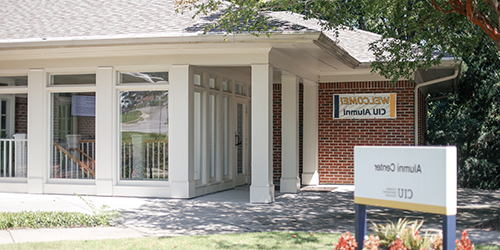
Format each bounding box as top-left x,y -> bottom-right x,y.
235,134 -> 242,146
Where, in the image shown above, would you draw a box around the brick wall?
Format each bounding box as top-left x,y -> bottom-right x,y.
317,81 -> 416,184
15,95 -> 28,134
273,84 -> 282,185
272,80 -> 421,185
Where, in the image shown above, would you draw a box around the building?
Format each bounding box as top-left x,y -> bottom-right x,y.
0,0 -> 459,202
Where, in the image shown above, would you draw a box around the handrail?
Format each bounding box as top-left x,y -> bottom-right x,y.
79,139 -> 95,143
68,147 -> 95,167
53,142 -> 95,177
78,139 -> 167,143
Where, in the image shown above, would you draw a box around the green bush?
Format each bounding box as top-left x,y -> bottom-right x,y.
0,211 -> 110,229
0,194 -> 120,230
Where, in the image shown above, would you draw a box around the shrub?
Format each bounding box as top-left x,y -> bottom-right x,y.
359,218 -> 473,250
364,234 -> 381,250
0,194 -> 120,230
456,230 -> 474,250
0,211 -> 103,229
335,231 -> 358,250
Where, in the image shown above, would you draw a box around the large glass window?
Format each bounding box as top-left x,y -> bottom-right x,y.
194,91 -> 202,181
0,89 -> 28,178
208,93 -> 217,179
222,96 -> 230,177
120,90 -> 168,180
51,92 -> 96,179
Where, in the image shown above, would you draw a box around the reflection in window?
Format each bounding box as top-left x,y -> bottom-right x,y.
119,72 -> 168,84
208,94 -> 216,179
51,92 -> 96,179
222,80 -> 230,92
0,93 -> 27,178
120,91 -> 168,180
194,91 -> 202,181
235,84 -> 244,95
209,77 -> 217,89
0,76 -> 28,86
194,74 -> 202,86
51,74 -> 96,85
222,96 -> 230,176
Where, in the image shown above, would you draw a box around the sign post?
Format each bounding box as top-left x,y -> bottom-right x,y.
354,146 -> 457,250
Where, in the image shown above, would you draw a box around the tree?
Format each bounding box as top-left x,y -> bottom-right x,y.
175,0 -> 498,82
427,29 -> 500,189
430,0 -> 500,47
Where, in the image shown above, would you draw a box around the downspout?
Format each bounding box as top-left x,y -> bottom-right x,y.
414,69 -> 459,145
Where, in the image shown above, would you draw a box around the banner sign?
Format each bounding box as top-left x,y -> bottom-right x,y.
354,146 -> 457,215
333,93 -> 396,119
71,95 -> 95,117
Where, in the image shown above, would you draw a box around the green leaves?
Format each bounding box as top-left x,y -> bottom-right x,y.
175,0 -> 499,83
427,30 -> 500,190
0,211 -> 106,230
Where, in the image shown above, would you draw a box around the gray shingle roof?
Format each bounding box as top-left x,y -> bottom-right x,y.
0,0 -> 380,62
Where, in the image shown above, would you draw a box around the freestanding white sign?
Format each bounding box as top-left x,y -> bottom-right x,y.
354,146 -> 457,215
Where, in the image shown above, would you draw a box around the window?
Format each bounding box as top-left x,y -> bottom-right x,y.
0,81 -> 28,178
51,74 -> 96,85
51,92 -> 96,179
194,74 -> 202,86
119,72 -> 169,84
208,93 -> 217,179
222,96 -> 230,177
222,80 -> 230,92
235,83 -> 244,95
0,76 -> 28,86
120,90 -> 168,180
194,91 -> 203,181
209,77 -> 217,89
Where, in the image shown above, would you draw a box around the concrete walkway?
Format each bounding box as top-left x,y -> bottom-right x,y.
0,185 -> 499,246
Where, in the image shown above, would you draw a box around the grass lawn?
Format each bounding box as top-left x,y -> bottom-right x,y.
121,110 -> 142,123
121,131 -> 167,143
3,232 -> 340,250
2,232 -> 499,250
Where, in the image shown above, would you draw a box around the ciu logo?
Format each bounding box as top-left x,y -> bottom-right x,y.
398,188 -> 413,199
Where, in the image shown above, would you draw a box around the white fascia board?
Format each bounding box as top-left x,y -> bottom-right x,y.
320,57 -> 461,83
0,32 -> 322,49
319,68 -> 393,83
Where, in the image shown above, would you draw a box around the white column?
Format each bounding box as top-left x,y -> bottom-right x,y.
169,65 -> 195,198
27,69 -> 47,193
96,66 -> 115,195
280,74 -> 300,193
250,64 -> 275,203
302,80 -> 319,185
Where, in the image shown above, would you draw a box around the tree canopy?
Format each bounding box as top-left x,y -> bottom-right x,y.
427,29 -> 500,189
175,0 -> 499,82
